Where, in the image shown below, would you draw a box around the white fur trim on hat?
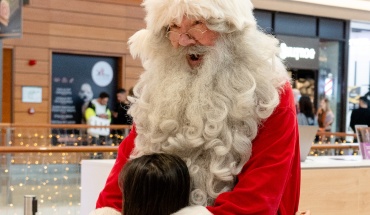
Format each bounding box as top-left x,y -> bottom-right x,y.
88,207 -> 121,215
171,205 -> 213,215
141,0 -> 256,34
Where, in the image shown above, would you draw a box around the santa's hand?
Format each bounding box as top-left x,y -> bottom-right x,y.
171,206 -> 213,215
88,207 -> 120,215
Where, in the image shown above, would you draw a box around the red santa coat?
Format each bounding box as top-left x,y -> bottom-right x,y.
96,84 -> 300,215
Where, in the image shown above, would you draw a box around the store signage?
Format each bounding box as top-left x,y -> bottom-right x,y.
279,43 -> 316,61
276,35 -> 319,70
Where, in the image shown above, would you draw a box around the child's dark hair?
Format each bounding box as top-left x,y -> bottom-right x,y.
119,153 -> 190,215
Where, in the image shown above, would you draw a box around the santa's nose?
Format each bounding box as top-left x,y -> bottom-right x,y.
178,33 -> 196,47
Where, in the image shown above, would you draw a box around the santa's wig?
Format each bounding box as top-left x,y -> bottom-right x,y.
127,0 -> 289,208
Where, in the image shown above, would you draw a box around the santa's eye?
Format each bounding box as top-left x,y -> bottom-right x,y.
169,24 -> 179,30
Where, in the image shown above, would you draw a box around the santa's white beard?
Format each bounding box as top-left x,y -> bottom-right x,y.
128,30 -> 288,206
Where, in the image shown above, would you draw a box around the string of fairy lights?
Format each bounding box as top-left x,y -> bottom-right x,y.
0,128 -> 357,214
0,129 -> 123,215
310,135 -> 359,156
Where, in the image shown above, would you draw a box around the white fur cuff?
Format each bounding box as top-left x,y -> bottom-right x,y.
171,206 -> 213,215
88,207 -> 121,215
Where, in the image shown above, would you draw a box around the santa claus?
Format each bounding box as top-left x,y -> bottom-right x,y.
91,0 -> 303,214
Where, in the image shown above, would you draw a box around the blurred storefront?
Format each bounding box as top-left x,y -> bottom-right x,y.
255,10 -> 348,132
346,21 -> 370,133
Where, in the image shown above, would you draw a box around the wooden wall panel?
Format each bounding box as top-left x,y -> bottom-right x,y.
14,73 -> 49,87
15,47 -> 49,61
126,55 -> 142,67
300,167 -> 370,215
4,0 -> 145,124
24,8 -> 145,31
13,113 -> 49,124
81,0 -> 142,6
4,34 -> 50,48
2,49 -> 12,123
48,23 -> 130,41
14,99 -> 49,112
49,36 -> 128,54
31,0 -> 145,18
125,78 -> 138,91
359,168 -> 370,214
23,20 -> 49,35
14,60 -> 49,74
22,13 -> 140,40
126,66 -> 143,79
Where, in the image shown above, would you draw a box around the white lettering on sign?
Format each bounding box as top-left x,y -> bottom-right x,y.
279,43 -> 316,61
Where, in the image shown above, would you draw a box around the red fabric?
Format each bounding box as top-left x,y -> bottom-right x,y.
96,84 -> 300,215
96,126 -> 137,211
207,83 -> 300,215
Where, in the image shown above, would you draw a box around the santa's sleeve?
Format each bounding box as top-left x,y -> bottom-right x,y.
204,83 -> 301,215
92,126 -> 137,213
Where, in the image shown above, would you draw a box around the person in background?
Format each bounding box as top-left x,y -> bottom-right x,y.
112,88 -> 132,126
91,0 -> 303,214
85,91 -> 111,147
293,88 -> 301,113
317,97 -> 334,132
117,153 -> 190,215
350,95 -> 370,132
297,95 -> 316,126
111,88 -> 133,141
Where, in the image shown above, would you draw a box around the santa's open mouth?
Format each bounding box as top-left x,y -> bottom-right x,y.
187,54 -> 203,68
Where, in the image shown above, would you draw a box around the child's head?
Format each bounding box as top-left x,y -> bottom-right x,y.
119,153 -> 190,215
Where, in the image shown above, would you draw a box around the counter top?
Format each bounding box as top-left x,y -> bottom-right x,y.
301,155 -> 370,169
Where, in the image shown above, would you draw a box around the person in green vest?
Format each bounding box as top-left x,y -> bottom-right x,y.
85,92 -> 112,151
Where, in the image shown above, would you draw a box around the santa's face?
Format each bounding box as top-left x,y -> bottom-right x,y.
166,16 -> 219,68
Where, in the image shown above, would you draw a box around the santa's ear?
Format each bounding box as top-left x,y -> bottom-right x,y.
128,29 -> 153,61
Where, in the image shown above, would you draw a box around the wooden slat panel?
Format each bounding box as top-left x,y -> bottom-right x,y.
14,73 -> 49,87
359,168 -> 370,215
14,59 -> 49,74
80,0 -> 141,6
126,66 -> 143,79
2,49 -> 12,123
14,86 -> 49,100
24,8 -> 145,31
23,20 -> 135,42
4,34 -> 50,48
49,36 -> 129,54
5,0 -> 150,124
31,0 -> 145,19
13,99 -> 49,112
300,168 -> 360,215
48,23 -> 131,42
13,112 -> 49,124
126,55 -> 142,67
125,78 -> 138,90
6,34 -> 129,55
23,20 -> 49,35
15,47 -> 49,61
